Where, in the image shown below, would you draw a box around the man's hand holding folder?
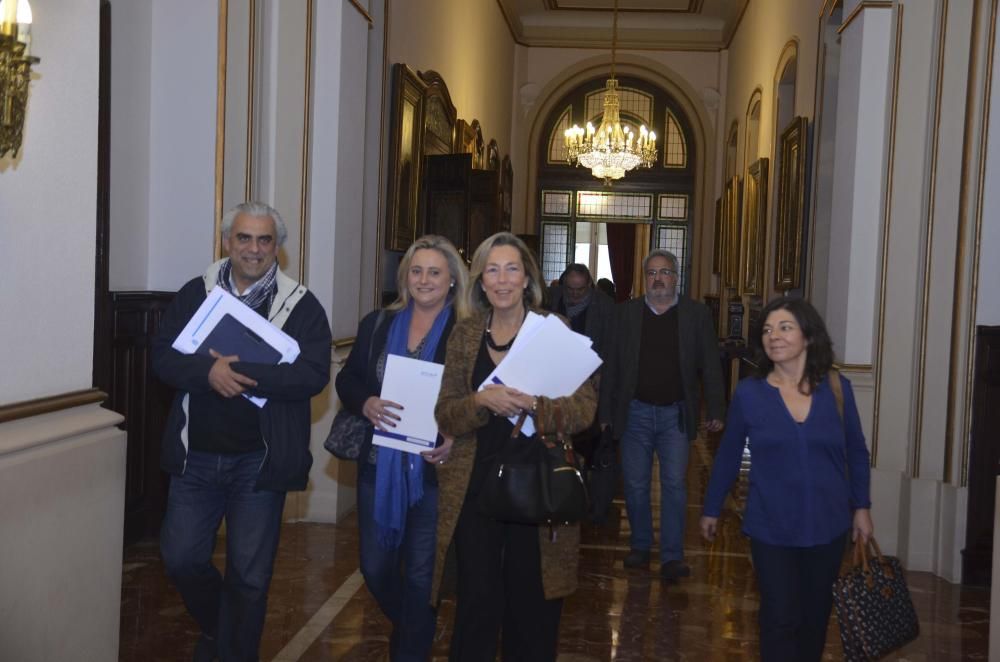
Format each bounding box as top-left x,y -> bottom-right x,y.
206,348 -> 259,398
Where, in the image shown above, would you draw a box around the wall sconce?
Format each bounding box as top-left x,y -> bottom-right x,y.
0,0 -> 38,159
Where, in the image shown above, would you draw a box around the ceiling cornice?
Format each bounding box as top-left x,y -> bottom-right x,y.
496,0 -> 749,52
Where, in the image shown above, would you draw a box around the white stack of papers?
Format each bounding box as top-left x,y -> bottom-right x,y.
171,286 -> 301,408
480,312 -> 602,436
372,354 -> 445,455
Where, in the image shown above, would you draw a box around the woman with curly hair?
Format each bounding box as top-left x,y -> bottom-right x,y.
700,296 -> 874,662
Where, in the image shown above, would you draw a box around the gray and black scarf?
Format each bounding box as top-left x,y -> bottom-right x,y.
218,258 -> 279,314
564,291 -> 591,320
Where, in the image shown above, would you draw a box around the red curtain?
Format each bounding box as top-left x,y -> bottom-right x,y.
606,223 -> 635,302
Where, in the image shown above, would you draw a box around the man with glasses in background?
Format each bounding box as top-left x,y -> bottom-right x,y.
605,249 -> 725,581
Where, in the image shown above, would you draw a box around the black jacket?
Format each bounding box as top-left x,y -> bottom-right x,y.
335,308 -> 455,464
152,267 -> 332,491
606,295 -> 725,440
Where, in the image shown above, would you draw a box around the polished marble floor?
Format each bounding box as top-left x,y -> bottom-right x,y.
119,438 -> 991,661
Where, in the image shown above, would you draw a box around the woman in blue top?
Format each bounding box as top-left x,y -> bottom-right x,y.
335,235 -> 470,661
700,297 -> 873,662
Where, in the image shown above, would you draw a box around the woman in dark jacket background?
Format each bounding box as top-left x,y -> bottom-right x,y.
335,235 -> 469,661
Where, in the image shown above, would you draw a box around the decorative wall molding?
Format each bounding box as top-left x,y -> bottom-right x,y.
0,389 -> 107,425
838,1 -> 893,35
347,0 -> 374,26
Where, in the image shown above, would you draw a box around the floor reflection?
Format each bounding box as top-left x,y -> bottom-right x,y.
119,433 -> 990,661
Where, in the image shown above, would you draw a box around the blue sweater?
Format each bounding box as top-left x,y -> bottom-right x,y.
702,374 -> 872,547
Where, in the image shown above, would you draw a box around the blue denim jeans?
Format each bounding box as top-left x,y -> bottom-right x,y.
357,464 -> 439,662
160,449 -> 286,662
620,400 -> 689,563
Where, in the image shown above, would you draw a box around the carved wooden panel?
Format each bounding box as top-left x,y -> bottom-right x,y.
470,168 -> 501,253
424,153 -> 472,257
963,326 -> 1000,586
108,292 -> 175,545
418,70 -> 457,156
486,139 -> 500,171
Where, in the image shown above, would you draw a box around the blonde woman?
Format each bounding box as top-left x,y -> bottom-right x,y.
432,232 -> 596,661
335,235 -> 469,661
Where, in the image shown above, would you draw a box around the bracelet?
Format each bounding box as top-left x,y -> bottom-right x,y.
531,397 -> 539,414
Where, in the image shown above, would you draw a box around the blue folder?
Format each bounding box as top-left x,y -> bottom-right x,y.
195,313 -> 283,365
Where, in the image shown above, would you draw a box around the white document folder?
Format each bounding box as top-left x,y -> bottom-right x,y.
372,354 -> 444,455
171,286 -> 301,407
479,313 -> 602,436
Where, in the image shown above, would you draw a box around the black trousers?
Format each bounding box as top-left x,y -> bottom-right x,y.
750,532 -> 848,662
449,497 -> 563,662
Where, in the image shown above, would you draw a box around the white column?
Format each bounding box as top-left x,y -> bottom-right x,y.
825,6 -> 891,366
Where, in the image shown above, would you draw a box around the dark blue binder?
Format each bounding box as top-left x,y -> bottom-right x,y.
195,313 -> 283,365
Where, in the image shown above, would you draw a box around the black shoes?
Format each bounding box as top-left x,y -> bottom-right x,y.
660,560 -> 691,581
624,551 -> 692,581
623,549 -> 651,568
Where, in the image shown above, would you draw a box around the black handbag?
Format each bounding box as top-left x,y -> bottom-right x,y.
322,408 -> 371,460
833,537 -> 920,661
478,401 -> 588,526
323,311 -> 384,461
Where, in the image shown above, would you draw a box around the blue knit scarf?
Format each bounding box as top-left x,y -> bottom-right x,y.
374,300 -> 452,549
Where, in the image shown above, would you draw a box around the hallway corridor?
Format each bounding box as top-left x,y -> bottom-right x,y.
119,435 -> 990,660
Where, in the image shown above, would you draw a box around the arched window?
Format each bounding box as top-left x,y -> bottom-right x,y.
536,76 -> 697,297
664,109 -> 687,168
547,106 -> 573,164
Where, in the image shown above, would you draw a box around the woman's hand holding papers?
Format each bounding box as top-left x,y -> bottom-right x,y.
475,384 -> 534,418
207,349 -> 258,397
363,395 -> 403,431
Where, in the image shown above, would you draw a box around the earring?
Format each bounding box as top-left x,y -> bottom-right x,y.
450,281 -> 455,288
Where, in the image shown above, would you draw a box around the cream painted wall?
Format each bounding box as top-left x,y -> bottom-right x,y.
721,0 -> 821,178
0,0 -> 99,404
109,0 -> 152,291
387,0 -> 515,157
147,0 -> 218,292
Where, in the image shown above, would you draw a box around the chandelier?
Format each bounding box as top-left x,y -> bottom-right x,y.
0,0 -> 38,159
563,0 -> 656,184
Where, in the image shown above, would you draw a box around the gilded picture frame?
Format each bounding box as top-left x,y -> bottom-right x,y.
712,197 -> 722,276
741,158 -> 769,295
385,64 -> 426,252
721,176 -> 742,290
774,117 -> 809,291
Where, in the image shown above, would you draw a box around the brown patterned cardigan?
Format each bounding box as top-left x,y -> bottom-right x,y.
431,309 -> 598,603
